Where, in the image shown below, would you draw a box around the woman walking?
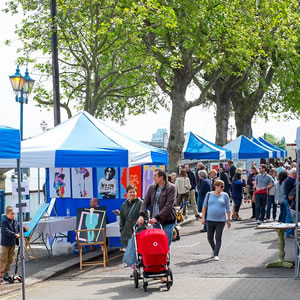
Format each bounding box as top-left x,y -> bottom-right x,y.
119,185 -> 143,247
275,170 -> 288,222
231,172 -> 246,221
247,166 -> 258,219
175,170 -> 191,218
201,180 -> 231,261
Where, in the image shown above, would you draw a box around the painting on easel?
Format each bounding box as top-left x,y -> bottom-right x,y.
76,207 -> 106,242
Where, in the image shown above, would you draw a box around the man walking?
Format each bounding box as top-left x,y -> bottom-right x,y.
138,169 -> 176,247
184,164 -> 201,219
255,164 -> 273,224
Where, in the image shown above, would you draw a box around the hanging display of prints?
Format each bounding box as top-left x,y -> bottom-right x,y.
49,168 -> 71,198
97,167 -> 119,199
71,168 -> 93,198
142,165 -> 165,198
120,166 -> 142,199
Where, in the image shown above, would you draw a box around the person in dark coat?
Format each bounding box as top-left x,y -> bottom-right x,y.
1,206 -> 28,281
120,185 -> 145,246
231,172 -> 246,220
219,167 -> 231,195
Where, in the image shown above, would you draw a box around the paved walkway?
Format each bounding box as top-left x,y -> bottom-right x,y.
1,205 -> 300,299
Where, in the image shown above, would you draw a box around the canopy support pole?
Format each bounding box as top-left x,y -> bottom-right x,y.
17,159 -> 26,300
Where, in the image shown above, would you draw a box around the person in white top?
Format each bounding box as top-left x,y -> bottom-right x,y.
175,170 -> 191,218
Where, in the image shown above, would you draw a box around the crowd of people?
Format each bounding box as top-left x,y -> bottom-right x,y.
1,159 -> 299,281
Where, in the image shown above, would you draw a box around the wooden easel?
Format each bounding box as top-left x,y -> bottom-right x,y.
75,228 -> 108,270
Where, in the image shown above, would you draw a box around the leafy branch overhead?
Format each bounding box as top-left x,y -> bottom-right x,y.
4,0 -> 164,121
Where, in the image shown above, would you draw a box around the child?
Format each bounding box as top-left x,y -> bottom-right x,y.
0,206 -> 27,282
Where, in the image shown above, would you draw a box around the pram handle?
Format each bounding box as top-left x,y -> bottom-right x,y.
133,221 -> 162,232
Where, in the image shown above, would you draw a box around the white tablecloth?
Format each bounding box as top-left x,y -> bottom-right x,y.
106,222 -> 120,237
24,217 -> 76,235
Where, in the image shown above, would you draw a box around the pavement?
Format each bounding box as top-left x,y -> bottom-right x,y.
1,204 -> 300,299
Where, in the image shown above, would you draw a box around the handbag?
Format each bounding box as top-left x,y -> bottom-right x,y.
251,190 -> 256,203
122,236 -> 136,267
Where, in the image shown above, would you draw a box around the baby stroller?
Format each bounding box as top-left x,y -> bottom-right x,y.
133,224 -> 173,292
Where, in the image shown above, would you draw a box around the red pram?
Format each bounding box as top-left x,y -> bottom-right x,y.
133,225 -> 173,291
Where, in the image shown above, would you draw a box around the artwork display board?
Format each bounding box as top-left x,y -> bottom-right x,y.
120,166 -> 142,199
142,165 -> 165,198
71,168 -> 93,198
12,199 -> 30,213
49,168 -> 71,198
76,207 -> 106,242
24,203 -> 50,238
97,167 -> 119,199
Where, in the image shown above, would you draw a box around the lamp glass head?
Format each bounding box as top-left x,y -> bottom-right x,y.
23,69 -> 35,94
9,66 -> 25,92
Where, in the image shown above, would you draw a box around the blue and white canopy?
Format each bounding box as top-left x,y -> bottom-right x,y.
0,126 -> 20,159
258,137 -> 286,158
252,137 -> 278,158
224,135 -> 271,160
0,111 -> 167,168
183,132 -> 231,160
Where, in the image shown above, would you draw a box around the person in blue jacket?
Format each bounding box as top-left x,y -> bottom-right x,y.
231,172 -> 246,221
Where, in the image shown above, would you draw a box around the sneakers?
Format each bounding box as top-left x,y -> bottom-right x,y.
256,220 -> 262,225
213,256 -> 219,261
265,219 -> 270,223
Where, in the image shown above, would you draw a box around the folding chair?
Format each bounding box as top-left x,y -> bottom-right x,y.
75,228 -> 108,270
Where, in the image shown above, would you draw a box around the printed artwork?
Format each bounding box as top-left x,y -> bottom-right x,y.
71,167 -> 93,198
49,168 -> 71,198
97,167 -> 119,199
76,207 -> 106,242
142,165 -> 165,198
120,166 -> 142,199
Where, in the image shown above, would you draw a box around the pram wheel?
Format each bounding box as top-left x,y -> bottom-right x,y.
172,227 -> 180,242
133,270 -> 139,288
143,281 -> 148,292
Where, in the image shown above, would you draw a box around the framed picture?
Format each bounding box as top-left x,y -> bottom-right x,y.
97,167 -> 119,199
76,207 -> 106,242
49,168 -> 71,198
142,165 -> 165,198
71,168 -> 93,198
120,166 -> 142,199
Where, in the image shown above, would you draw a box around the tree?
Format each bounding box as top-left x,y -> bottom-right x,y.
4,0 -> 163,121
131,0 -> 267,171
204,0 -> 299,144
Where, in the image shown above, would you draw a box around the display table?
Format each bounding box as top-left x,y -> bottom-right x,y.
256,222 -> 299,268
25,216 -> 77,235
106,222 -> 120,237
24,217 -> 77,257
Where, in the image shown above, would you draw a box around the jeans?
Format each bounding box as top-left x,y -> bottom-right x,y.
154,222 -> 175,248
284,199 -> 294,237
177,193 -> 189,216
278,202 -> 286,222
197,192 -> 203,212
255,193 -> 267,221
207,221 -> 225,256
266,195 -> 277,220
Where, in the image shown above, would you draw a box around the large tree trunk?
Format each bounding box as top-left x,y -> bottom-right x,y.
213,79 -> 231,146
234,112 -> 253,137
168,89 -> 187,173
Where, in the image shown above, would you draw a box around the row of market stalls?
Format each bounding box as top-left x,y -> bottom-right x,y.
183,131 -> 287,160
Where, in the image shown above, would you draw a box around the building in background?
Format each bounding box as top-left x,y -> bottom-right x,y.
286,143 -> 296,160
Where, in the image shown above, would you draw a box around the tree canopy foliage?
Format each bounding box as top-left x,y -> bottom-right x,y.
4,0 -> 163,121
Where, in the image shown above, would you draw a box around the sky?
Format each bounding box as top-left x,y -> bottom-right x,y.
0,6 -> 299,144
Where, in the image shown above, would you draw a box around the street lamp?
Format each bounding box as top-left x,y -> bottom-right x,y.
228,125 -> 235,141
40,120 -> 48,132
9,66 -> 35,140
163,132 -> 168,149
9,66 -> 35,300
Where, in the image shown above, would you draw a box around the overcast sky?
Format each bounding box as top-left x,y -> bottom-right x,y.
0,7 -> 298,144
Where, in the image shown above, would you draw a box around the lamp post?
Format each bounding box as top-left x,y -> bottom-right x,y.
163,132 -> 168,149
228,125 -> 235,142
9,66 -> 35,300
40,120 -> 48,132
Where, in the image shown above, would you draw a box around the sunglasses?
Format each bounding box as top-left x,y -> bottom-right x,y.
216,185 -> 224,188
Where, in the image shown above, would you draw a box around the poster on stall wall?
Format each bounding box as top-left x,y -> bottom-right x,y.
12,199 -> 30,213
97,167 -> 119,199
142,165 -> 165,198
120,166 -> 142,199
49,168 -> 71,198
72,168 -> 93,198
12,181 -> 29,196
